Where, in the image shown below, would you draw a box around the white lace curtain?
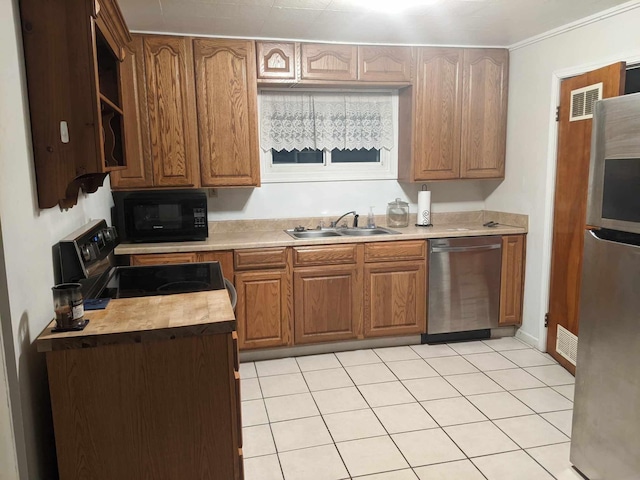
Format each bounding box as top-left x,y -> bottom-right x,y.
260,91 -> 394,152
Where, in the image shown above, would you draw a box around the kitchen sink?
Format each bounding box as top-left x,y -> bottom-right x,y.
338,227 -> 399,236
285,227 -> 399,239
286,229 -> 342,239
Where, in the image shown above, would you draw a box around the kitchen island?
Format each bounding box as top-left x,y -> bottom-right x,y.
37,290 -> 243,480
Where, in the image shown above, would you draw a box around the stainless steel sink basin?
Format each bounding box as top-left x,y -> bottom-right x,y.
338,227 -> 399,236
285,229 -> 342,239
285,227 -> 399,239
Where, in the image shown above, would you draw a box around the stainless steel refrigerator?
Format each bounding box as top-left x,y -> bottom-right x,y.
570,93 -> 640,479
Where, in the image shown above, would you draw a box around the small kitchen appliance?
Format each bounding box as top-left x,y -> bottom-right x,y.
112,190 -> 208,243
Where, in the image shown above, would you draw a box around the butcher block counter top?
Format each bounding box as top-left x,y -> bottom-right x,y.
36,290 -> 235,352
115,210 -> 528,255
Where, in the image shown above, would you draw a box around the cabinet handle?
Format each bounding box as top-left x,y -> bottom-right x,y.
60,121 -> 69,144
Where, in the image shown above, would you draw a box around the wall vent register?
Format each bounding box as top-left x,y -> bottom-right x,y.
570,82 -> 603,121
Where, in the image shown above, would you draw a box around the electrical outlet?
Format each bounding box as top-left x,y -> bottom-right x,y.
207,188 -> 218,198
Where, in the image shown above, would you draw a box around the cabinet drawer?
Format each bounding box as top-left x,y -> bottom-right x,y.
235,247 -> 288,270
130,253 -> 197,266
293,244 -> 358,266
365,241 -> 426,262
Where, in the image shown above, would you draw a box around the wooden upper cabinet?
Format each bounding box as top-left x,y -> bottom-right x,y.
20,0 -> 131,208
256,42 -> 297,80
111,36 -> 153,189
460,48 -> 509,179
358,46 -> 411,82
499,234 -> 526,326
142,35 -> 199,187
301,44 -> 357,81
412,48 -> 463,180
193,38 -> 260,187
399,47 -> 508,182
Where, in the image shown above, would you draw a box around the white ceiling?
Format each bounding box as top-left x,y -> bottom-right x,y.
119,0 -> 634,47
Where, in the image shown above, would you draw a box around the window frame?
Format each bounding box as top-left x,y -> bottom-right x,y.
258,90 -> 399,183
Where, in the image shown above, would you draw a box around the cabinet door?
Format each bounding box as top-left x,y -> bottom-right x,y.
364,261 -> 426,337
460,48 -> 508,179
193,39 -> 260,187
143,35 -> 199,187
300,44 -> 357,81
412,47 -> 463,180
294,265 -> 362,344
130,253 -> 197,266
256,42 -> 297,80
198,251 -> 234,281
499,235 -> 526,326
235,270 -> 292,349
111,36 -> 154,189
358,46 -> 411,82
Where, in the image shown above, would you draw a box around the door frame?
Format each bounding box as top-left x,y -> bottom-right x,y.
538,53 -> 640,352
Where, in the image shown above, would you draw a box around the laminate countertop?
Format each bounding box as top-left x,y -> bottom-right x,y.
36,290 -> 236,352
114,211 -> 528,256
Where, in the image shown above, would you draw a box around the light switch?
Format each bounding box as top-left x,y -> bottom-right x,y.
60,121 -> 69,143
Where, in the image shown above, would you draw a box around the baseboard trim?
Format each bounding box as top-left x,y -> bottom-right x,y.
515,329 -> 540,349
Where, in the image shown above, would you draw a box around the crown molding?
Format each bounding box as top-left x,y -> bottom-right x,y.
509,0 -> 640,51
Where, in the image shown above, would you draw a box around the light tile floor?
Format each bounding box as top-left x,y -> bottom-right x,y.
241,338 -> 581,480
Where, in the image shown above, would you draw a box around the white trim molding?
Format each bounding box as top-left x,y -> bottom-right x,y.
509,0 -> 640,51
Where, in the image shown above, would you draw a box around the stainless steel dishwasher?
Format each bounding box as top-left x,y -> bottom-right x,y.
428,237 -> 502,335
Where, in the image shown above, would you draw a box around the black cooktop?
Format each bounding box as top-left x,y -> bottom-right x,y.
104,262 -> 225,299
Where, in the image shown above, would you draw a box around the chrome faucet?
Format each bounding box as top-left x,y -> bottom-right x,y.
330,211 -> 359,228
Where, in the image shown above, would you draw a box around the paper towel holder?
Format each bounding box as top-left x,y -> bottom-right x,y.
416,184 -> 433,227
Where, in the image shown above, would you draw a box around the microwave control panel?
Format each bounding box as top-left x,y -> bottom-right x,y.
194,208 -> 207,229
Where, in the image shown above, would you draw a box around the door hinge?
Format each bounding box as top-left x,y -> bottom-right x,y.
555,106 -> 560,122
544,313 -> 549,328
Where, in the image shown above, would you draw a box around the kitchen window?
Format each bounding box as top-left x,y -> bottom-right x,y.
259,91 -> 398,182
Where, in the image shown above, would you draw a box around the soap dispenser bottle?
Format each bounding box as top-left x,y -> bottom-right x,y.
367,207 -> 376,228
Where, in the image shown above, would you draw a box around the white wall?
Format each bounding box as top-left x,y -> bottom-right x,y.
0,0 -> 114,477
208,179 -> 494,220
486,5 -> 640,348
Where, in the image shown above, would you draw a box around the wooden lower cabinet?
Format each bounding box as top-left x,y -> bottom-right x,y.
294,264 -> 363,344
235,269 -> 292,349
499,235 -> 526,326
46,332 -> 243,479
364,260 -> 427,337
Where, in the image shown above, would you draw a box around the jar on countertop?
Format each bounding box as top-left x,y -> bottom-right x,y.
386,198 -> 409,228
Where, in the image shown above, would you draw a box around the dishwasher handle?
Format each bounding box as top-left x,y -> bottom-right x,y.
431,244 -> 501,253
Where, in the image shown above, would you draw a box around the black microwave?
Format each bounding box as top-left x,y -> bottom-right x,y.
112,190 -> 208,243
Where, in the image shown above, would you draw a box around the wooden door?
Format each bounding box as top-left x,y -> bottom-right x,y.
111,36 -> 154,189
193,39 -> 260,187
499,235 -> 526,326
460,48 -> 508,178
294,265 -> 363,344
235,270 -> 292,349
300,44 -> 357,81
358,46 -> 411,82
547,62 -> 626,373
364,261 -> 426,337
256,42 -> 297,80
142,35 -> 199,187
411,48 -> 463,180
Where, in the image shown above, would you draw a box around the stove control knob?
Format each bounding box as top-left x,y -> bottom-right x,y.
80,244 -> 92,262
